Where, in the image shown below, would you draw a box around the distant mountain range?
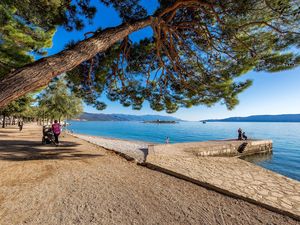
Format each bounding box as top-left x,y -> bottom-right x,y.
75,112 -> 181,121
205,114 -> 300,122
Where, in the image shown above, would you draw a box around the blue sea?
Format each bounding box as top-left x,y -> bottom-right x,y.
68,121 -> 300,181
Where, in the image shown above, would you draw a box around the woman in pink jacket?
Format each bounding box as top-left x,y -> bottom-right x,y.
52,120 -> 61,144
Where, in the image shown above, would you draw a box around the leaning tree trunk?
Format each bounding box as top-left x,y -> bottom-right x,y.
0,17 -> 152,108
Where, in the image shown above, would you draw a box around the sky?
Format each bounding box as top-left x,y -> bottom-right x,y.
45,0 -> 300,121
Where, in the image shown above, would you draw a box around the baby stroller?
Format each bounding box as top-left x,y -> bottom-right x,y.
42,125 -> 57,145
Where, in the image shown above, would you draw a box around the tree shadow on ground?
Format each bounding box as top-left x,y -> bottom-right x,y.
0,140 -> 103,161
0,129 -> 22,133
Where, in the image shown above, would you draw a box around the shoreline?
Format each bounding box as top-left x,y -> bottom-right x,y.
0,124 -> 299,224
68,130 -> 155,145
66,122 -> 300,182
69,132 -> 150,163
72,131 -> 300,221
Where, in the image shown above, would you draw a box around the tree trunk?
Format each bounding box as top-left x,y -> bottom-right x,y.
2,114 -> 5,128
0,17 -> 152,108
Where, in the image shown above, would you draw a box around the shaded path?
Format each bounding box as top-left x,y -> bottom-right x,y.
0,124 -> 298,225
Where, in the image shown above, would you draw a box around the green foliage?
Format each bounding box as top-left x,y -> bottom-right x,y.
2,0 -> 96,31
0,0 -> 97,77
0,3 -> 56,76
1,0 -> 300,113
100,0 -> 147,22
66,0 -> 300,113
0,95 -> 33,117
37,77 -> 83,120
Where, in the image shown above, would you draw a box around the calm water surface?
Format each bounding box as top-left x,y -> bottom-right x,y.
69,121 -> 300,181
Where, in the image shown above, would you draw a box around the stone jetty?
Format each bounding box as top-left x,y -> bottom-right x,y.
148,139 -> 272,157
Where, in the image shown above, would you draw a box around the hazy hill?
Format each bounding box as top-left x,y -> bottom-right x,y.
76,112 -> 181,121
205,114 -> 300,122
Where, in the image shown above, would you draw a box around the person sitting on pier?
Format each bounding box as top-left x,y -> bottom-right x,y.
238,128 -> 242,140
242,132 -> 248,140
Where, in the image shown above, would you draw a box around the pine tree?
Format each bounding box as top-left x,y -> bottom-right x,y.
37,78 -> 83,122
0,95 -> 32,128
0,0 -> 97,77
0,4 -> 53,76
0,0 -> 299,112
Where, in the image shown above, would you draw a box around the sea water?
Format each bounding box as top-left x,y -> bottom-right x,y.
68,121 -> 300,181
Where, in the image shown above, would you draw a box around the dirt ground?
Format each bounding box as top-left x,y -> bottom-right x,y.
0,123 -> 298,225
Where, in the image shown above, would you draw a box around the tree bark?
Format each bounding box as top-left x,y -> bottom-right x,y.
0,17 -> 152,108
2,114 -> 5,128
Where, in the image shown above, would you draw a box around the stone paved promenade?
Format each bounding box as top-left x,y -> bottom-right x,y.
146,145 -> 300,221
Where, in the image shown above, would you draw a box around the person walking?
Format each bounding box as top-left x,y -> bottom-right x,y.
238,128 -> 242,140
18,120 -> 23,131
52,120 -> 61,145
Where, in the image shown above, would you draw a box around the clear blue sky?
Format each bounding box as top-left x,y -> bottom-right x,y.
45,0 -> 300,121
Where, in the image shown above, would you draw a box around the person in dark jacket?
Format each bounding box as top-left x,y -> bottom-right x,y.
18,120 -> 23,131
242,132 -> 248,140
238,128 -> 242,140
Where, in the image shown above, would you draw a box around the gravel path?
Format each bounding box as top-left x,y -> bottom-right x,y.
0,124 -> 299,225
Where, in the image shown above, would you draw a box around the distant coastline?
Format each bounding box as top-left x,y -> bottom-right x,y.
204,114 -> 300,123
73,112 -> 182,122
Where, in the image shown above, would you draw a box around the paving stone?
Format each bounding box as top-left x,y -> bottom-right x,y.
146,145 -> 300,221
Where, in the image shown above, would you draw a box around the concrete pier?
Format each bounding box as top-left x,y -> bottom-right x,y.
148,139 -> 273,158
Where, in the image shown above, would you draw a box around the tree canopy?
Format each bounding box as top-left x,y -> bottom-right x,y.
0,95 -> 33,127
0,4 -> 52,76
37,77 -> 83,121
0,0 -> 299,112
0,0 -> 98,77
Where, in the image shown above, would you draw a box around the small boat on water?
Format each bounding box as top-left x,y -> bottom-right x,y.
202,121 -> 206,124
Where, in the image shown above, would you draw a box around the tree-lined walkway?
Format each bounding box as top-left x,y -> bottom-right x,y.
0,124 -> 299,225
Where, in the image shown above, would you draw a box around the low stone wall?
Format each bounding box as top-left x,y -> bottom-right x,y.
148,139 -> 272,158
